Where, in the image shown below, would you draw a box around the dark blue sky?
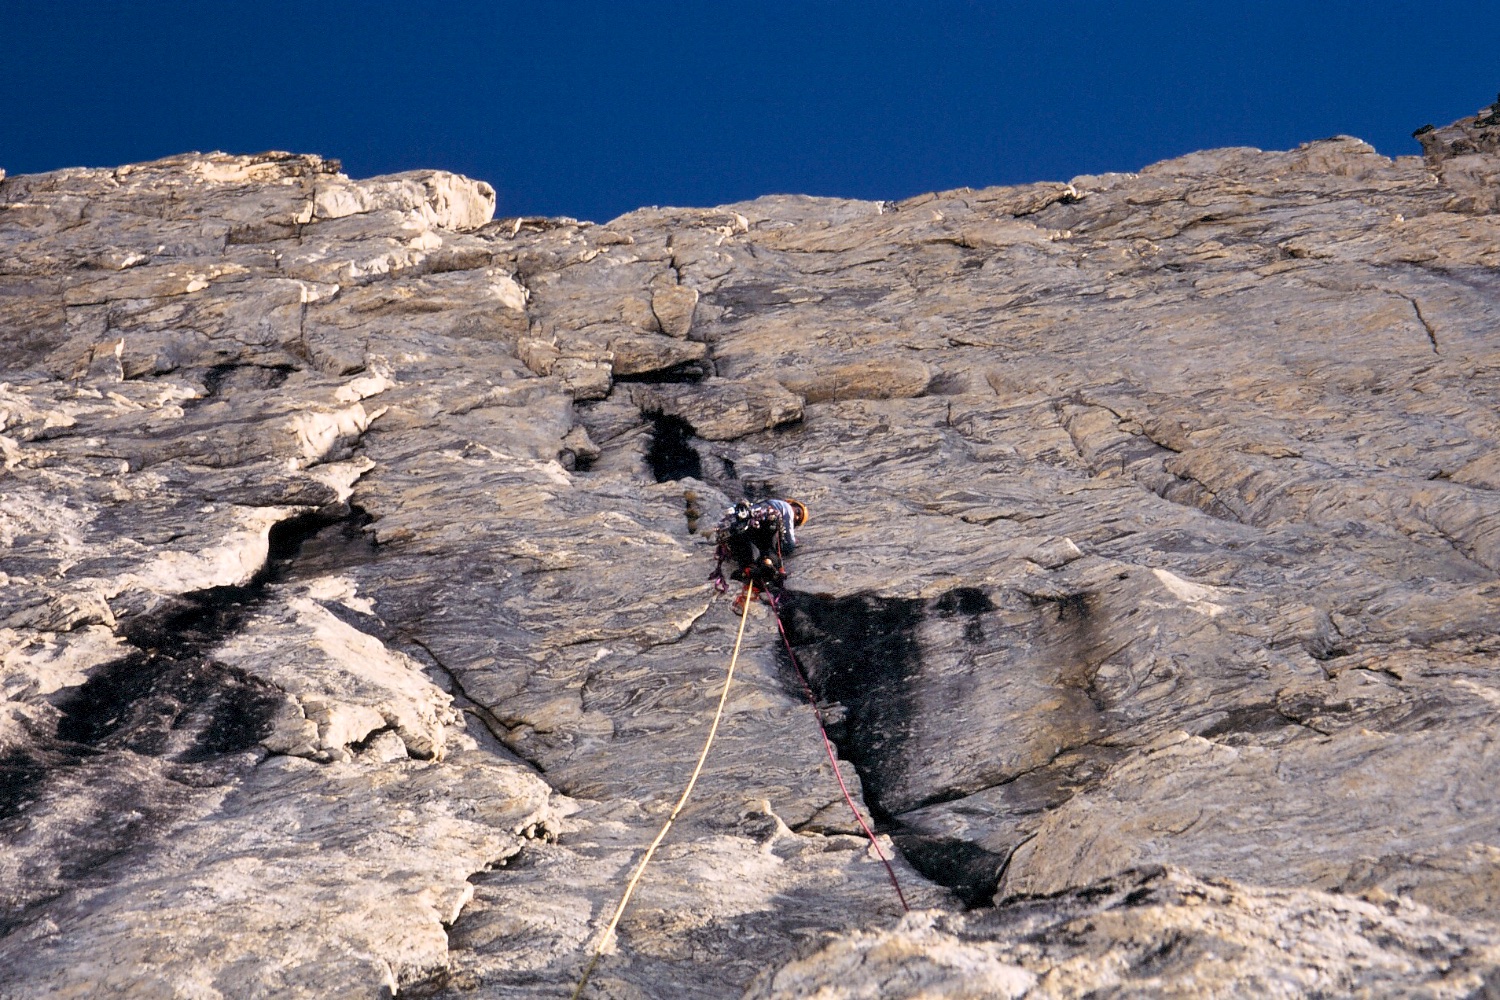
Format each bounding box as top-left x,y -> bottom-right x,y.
3,2 -> 1497,222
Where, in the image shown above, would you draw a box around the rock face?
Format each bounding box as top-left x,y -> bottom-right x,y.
3,96 -> 1500,997
748,866 -> 1500,999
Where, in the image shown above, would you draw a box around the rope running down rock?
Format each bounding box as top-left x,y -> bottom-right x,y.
570,579 -> 757,1000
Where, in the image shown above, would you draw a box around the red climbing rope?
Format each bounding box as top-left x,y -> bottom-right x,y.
769,594 -> 910,912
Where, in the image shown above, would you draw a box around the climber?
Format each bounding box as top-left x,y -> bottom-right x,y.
711,497 -> 808,610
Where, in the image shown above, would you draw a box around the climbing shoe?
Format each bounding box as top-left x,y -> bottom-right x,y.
732,585 -> 763,614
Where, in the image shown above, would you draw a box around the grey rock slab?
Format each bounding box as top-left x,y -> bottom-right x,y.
215,587 -> 459,761
630,378 -> 803,441
747,867 -> 1500,999
651,281 -> 700,338
777,357 -> 932,403
0,742 -> 555,1000
997,725 -> 1500,897
604,327 -> 708,377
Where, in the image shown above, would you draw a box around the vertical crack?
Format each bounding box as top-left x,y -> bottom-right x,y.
292,295 -> 312,366
1392,292 -> 1440,354
401,634 -> 550,778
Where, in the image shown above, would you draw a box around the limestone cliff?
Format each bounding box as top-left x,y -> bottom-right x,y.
4,96 -> 1500,998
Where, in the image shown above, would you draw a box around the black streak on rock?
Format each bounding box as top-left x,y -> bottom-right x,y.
935,587 -> 995,643
54,506 -> 363,758
1200,705 -> 1297,740
1,506 -> 382,927
1029,590 -> 1093,624
775,588 -> 998,813
777,586 -> 1015,906
0,749 -> 54,823
54,652 -> 284,762
934,588 -> 996,618
776,591 -> 925,818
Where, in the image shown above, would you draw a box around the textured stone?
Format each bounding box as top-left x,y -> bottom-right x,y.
748,867 -> 1500,999
606,329 -> 708,376
5,98 -> 1500,998
629,377 -> 803,440
777,357 -> 932,403
651,281 -> 700,337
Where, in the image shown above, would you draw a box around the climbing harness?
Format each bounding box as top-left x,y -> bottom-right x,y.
571,579 -> 757,1000
573,502 -> 908,997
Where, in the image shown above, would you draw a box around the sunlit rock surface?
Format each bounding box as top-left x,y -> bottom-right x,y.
3,95 -> 1500,997
748,866 -> 1500,999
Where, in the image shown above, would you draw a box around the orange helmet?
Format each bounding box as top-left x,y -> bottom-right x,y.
788,499 -> 809,526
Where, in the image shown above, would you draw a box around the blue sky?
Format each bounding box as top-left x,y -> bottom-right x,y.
3,2 -> 1497,222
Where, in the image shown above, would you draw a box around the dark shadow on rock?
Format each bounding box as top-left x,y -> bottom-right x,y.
275,504 -> 378,582
199,362 -> 295,397
613,360 -> 710,384
644,412 -> 703,482
892,834 -> 1009,907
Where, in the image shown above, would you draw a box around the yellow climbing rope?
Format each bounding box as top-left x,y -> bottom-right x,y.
570,579 -> 756,1000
